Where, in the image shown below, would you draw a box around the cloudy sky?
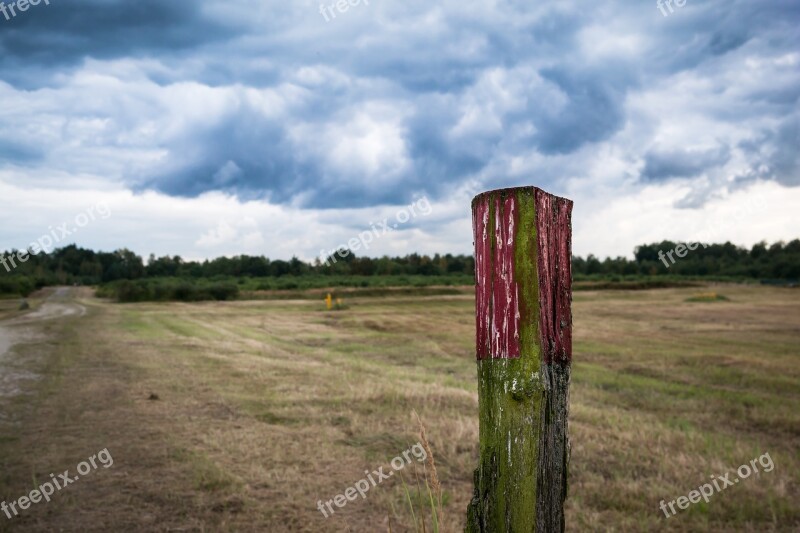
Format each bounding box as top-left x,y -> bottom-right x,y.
1,0 -> 798,262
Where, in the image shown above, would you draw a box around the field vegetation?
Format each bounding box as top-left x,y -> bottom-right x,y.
0,284 -> 797,531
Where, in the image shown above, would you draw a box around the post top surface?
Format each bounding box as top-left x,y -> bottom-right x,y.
471,186 -> 573,207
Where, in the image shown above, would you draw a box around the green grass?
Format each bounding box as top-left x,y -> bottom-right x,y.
169,447 -> 242,493
685,292 -> 730,302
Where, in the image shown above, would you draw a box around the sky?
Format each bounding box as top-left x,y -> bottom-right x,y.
0,0 -> 798,262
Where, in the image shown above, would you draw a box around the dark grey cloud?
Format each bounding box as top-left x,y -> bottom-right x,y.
0,0 -> 798,209
135,111 -> 301,202
642,145 -> 732,182
404,97 -> 486,189
534,67 -> 630,154
133,91 -> 488,208
0,137 -> 44,164
0,0 -> 236,87
734,117 -> 800,187
646,0 -> 798,74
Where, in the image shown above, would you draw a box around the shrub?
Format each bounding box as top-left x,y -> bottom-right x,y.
98,278 -> 239,303
0,276 -> 36,297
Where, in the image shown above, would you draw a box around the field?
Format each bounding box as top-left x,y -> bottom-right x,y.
0,285 -> 798,532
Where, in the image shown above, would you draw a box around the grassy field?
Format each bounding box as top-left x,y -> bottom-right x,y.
0,285 -> 798,531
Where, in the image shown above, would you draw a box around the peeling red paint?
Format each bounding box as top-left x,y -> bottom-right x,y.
473,196 -> 492,359
474,193 -> 521,359
473,187 -> 572,363
492,195 -> 521,359
535,190 -> 573,364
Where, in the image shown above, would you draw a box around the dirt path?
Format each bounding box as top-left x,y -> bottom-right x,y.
0,287 -> 87,398
4,287 -> 87,327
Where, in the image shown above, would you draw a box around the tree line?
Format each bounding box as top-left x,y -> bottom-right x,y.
581,240 -> 800,280
1,239 -> 797,297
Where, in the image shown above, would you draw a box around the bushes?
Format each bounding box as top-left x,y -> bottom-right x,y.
242,274 -> 473,291
206,283 -> 239,301
97,279 -> 239,303
96,274 -> 475,302
0,276 -> 36,297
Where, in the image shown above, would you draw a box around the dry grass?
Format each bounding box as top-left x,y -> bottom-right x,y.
0,284 -> 798,531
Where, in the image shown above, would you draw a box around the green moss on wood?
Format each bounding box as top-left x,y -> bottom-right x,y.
468,188 -> 547,532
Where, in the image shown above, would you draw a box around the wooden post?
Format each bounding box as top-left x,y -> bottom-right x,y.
466,187 -> 573,532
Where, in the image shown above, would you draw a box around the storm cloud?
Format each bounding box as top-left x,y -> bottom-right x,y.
0,0 -> 798,259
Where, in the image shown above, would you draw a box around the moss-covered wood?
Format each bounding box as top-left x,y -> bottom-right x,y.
466,187 -> 573,532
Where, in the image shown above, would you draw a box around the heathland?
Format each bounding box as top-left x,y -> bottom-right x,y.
0,284 -> 797,531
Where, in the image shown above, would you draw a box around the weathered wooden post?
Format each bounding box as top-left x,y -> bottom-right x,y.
466,187 -> 573,532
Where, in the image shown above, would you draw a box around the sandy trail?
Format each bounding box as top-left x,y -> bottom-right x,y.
0,287 -> 86,399
5,286 -> 87,327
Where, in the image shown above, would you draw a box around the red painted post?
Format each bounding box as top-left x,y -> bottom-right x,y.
466,186 -> 573,532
